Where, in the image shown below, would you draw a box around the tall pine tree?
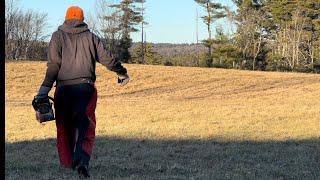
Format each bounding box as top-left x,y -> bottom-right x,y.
195,0 -> 227,67
110,0 -> 143,63
135,0 -> 148,64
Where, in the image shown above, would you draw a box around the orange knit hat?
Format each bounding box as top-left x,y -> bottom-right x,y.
65,6 -> 84,21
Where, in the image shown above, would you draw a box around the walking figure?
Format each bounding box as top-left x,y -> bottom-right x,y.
33,6 -> 129,178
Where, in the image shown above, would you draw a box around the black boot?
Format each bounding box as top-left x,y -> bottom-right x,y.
71,159 -> 80,170
77,164 -> 90,178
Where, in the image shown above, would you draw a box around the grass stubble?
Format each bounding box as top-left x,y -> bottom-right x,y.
5,61 -> 320,179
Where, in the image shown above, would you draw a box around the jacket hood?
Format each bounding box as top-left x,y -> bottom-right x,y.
58,19 -> 89,34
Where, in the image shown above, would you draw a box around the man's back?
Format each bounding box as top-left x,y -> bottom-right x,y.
54,20 -> 96,82
42,19 -> 127,88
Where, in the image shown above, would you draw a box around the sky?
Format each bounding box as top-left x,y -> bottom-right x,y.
19,0 -> 237,44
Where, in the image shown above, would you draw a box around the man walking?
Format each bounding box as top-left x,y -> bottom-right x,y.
33,6 -> 129,178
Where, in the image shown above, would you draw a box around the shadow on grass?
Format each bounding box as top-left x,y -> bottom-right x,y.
5,137 -> 320,179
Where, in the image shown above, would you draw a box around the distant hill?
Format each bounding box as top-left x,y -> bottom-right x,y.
131,42 -> 207,58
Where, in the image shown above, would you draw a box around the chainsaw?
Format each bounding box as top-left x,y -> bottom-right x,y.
32,95 -> 55,123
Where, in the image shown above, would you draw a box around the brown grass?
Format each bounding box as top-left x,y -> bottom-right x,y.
5,61 -> 320,179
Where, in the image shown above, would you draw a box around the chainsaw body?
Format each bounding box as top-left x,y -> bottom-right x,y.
32,96 -> 55,123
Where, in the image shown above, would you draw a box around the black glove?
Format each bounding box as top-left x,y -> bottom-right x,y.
37,86 -> 51,97
117,73 -> 130,86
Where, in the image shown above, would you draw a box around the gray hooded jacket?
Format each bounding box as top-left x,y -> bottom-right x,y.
41,19 -> 127,87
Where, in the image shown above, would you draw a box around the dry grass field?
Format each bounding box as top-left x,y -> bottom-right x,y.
5,61 -> 320,179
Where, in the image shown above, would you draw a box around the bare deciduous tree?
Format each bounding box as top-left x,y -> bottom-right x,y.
5,0 -> 48,60
91,0 -> 122,54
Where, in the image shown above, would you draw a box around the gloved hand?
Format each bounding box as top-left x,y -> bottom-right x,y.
117,73 -> 130,86
33,86 -> 51,109
36,86 -> 51,98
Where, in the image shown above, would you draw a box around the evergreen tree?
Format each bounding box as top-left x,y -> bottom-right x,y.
135,0 -> 148,64
110,0 -> 143,62
132,43 -> 163,65
212,26 -> 240,68
195,0 -> 227,67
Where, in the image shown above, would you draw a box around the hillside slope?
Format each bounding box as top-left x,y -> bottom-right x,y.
5,62 -> 320,179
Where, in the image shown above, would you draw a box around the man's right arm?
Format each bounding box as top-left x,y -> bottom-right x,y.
36,31 -> 61,98
41,31 -> 62,88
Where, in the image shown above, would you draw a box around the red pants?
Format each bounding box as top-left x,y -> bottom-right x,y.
54,83 -> 97,168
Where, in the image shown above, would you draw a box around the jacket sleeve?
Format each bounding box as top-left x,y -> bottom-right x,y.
41,31 -> 62,88
93,34 -> 127,75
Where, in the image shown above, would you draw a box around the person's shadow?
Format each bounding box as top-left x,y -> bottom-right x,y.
5,136 -> 320,179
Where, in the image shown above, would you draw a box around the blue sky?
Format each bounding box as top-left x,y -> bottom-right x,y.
20,0 -> 237,43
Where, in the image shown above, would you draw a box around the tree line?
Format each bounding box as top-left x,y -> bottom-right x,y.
194,0 -> 320,72
94,0 -> 320,72
5,0 -> 48,60
5,0 -> 320,73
